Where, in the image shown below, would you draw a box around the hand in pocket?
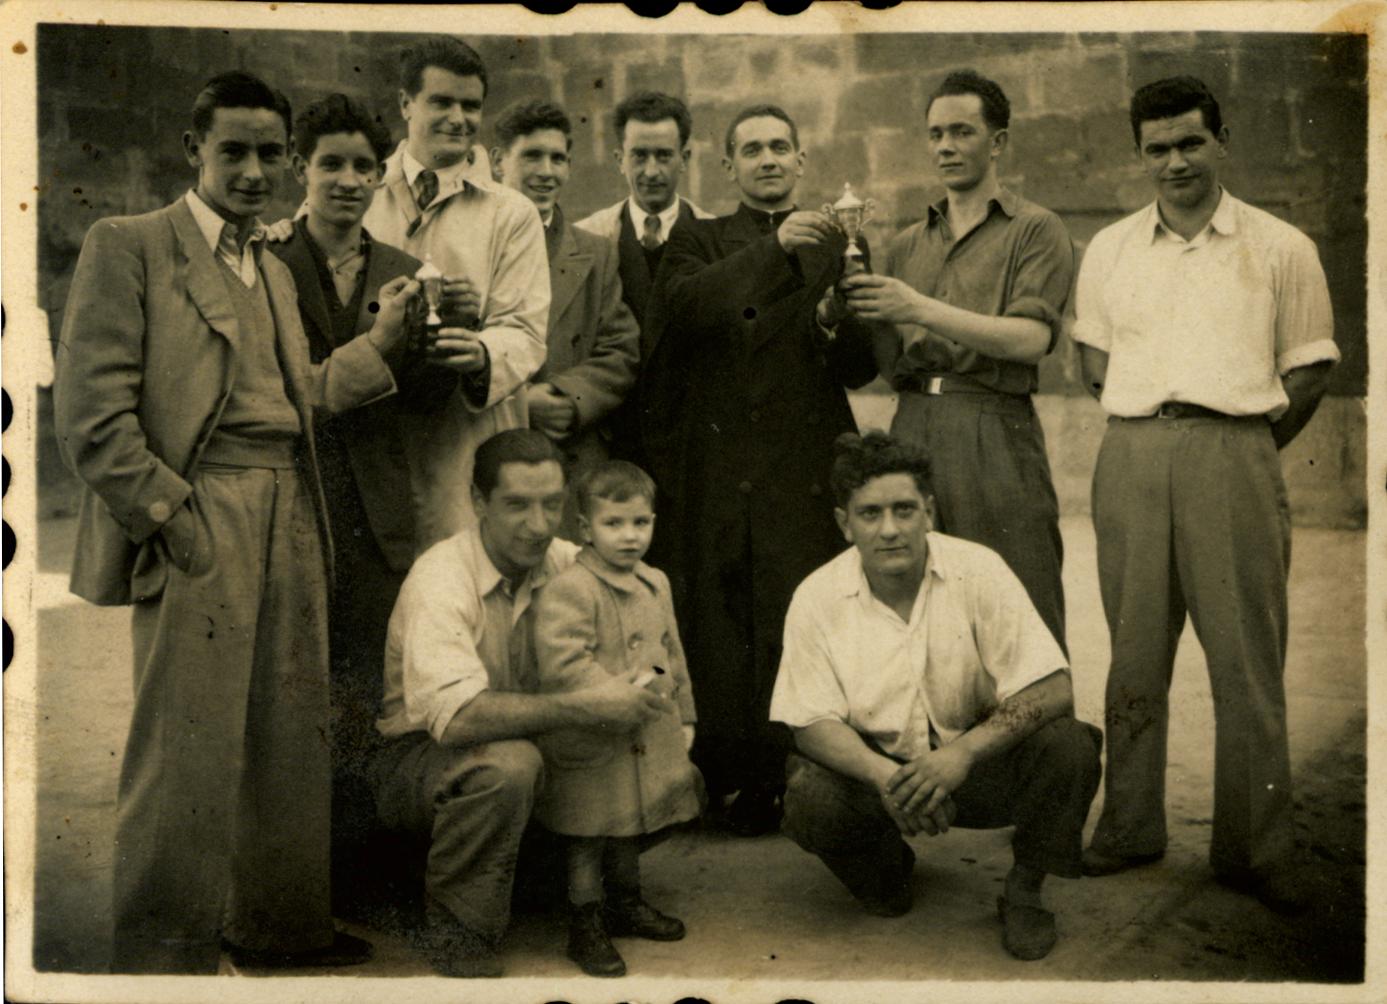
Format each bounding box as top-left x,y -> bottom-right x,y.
160,504 -> 202,575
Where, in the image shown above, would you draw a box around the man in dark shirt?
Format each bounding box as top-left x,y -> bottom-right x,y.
642,104 -> 877,833
270,93 -> 453,918
841,70 -> 1075,651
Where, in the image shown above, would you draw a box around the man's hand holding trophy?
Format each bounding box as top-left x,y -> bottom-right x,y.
414,255 -> 487,375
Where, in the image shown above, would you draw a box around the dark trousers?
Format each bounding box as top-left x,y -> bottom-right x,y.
1089,416 -> 1295,877
371,736 -> 547,944
113,466 -> 334,973
323,510 -> 406,911
782,718 -> 1101,903
891,390 -> 1067,652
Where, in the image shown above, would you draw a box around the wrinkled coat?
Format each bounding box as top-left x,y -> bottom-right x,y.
639,203 -> 878,789
533,548 -> 702,837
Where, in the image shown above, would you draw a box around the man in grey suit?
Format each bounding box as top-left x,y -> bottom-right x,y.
53,72 -> 416,973
490,99 -> 640,540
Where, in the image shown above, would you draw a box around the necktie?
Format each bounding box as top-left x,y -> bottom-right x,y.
416,169 -> 439,211
641,213 -> 662,251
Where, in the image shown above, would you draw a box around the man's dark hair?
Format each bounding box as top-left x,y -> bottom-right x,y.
614,91 -> 693,149
830,431 -> 934,508
473,429 -> 566,500
493,99 -> 572,153
191,71 -> 292,140
575,460 -> 656,518
399,36 -> 488,98
294,93 -> 394,164
723,103 -> 798,157
926,69 -> 1011,133
1129,75 -> 1223,144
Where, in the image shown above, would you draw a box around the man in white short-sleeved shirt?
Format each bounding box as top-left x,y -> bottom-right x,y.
770,432 -> 1101,962
371,429 -> 673,978
1072,77 -> 1339,915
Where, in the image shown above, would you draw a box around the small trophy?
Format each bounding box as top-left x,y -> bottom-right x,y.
823,183 -> 876,275
415,255 -> 444,355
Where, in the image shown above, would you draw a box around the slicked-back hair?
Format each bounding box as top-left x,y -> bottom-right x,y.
614,91 -> 693,149
575,461 -> 657,518
723,103 -> 799,157
830,431 -> 934,509
926,69 -> 1010,133
400,36 -> 488,98
472,429 -> 566,500
1129,75 -> 1223,145
493,99 -> 573,152
294,92 -> 393,164
191,70 -> 292,140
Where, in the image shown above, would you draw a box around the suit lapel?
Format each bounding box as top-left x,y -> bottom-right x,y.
169,199 -> 240,350
616,204 -> 653,323
549,221 -> 592,325
274,231 -> 335,353
262,257 -> 314,413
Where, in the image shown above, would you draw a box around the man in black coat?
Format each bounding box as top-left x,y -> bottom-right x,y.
270,93 -> 454,917
642,104 -> 878,833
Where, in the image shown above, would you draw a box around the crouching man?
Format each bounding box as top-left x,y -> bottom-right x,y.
769,431 -> 1101,961
370,429 -> 676,978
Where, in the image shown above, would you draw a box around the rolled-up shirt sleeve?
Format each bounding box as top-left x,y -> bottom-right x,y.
1070,230 -> 1117,352
1273,231 -> 1339,375
1001,212 -> 1075,350
966,548 -> 1069,704
770,588 -> 851,730
390,552 -> 492,743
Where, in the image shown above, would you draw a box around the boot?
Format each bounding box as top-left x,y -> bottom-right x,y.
566,901 -> 626,977
603,893 -> 686,941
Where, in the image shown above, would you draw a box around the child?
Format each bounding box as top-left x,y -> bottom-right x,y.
533,461 -> 702,978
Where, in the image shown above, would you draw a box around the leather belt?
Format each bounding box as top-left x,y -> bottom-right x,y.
1150,401 -> 1232,420
894,373 -> 1018,397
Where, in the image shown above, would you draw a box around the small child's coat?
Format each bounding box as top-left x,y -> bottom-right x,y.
533,547 -> 702,837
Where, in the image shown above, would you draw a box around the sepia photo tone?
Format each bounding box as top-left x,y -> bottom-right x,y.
3,4 -> 1378,1002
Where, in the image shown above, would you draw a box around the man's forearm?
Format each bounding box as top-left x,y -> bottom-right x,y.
793,719 -> 897,788
908,298 -> 1051,364
1270,360 -> 1334,449
950,670 -> 1071,768
438,689 -> 605,748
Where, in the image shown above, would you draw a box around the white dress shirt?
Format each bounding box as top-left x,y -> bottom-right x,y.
770,533 -> 1067,758
379,527 -> 581,744
185,189 -> 264,287
1072,189 -> 1339,419
626,195 -> 681,247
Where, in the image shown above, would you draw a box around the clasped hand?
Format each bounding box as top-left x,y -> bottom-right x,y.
580,669 -> 676,734
878,744 -> 972,837
838,272 -> 926,325
777,210 -> 838,254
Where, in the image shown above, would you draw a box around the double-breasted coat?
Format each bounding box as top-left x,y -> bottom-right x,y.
533,548 -> 702,837
639,202 -> 878,795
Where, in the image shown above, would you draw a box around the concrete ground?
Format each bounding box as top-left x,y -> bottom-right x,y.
18,506 -> 1367,1001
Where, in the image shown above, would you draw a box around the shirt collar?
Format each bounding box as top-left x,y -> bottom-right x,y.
464,525 -> 560,602
401,143 -> 477,196
185,189 -> 265,254
627,196 -> 681,239
926,187 -> 1019,228
840,535 -> 946,604
1148,187 -> 1236,244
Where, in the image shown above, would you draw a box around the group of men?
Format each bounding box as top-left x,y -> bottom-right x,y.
52,29 -> 1338,978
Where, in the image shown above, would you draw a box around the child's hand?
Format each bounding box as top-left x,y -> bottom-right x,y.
681,724 -> 695,752
633,665 -> 678,702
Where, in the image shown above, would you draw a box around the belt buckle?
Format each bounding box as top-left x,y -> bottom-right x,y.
926,376 -> 944,396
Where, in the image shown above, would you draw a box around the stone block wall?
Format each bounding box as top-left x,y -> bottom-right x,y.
31,25 -> 1368,525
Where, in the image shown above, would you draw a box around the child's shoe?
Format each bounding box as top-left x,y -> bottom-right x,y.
603,895 -> 686,941
567,901 -> 626,977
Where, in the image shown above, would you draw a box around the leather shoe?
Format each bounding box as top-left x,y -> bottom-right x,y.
1215,866 -> 1312,916
859,843 -> 916,917
1081,846 -> 1165,877
223,930 -> 373,969
996,896 -> 1057,961
567,901 -> 626,977
604,895 -> 686,941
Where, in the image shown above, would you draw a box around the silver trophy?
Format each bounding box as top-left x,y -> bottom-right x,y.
823,183 -> 876,274
416,254 -> 444,329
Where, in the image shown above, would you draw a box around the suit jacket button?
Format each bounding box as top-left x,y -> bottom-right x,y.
148,500 -> 171,523
738,480 -> 753,495
749,409 -> 760,423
